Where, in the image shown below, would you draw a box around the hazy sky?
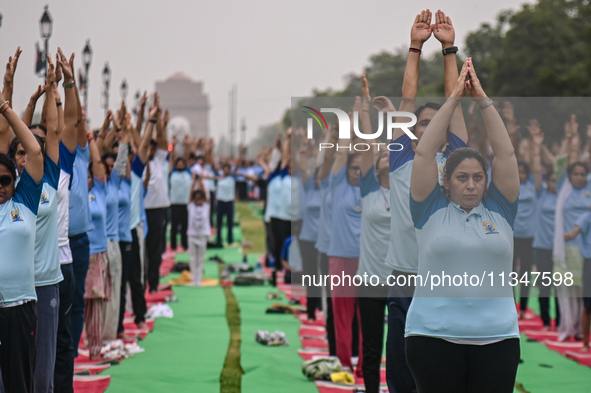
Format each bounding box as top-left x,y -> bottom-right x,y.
2,0 -> 529,144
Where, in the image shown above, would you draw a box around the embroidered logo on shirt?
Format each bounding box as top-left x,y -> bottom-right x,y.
483,220 -> 499,235
11,210 -> 23,222
40,191 -> 49,204
585,190 -> 590,198
89,194 -> 95,202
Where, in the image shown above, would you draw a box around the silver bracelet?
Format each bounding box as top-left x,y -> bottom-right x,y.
479,99 -> 494,110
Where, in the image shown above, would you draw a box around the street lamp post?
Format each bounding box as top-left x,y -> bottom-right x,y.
102,63 -> 111,118
39,5 -> 53,80
82,40 -> 92,115
120,79 -> 128,102
241,118 -> 246,149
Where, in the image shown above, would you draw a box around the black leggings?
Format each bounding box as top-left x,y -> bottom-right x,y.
406,336 -> 520,393
270,217 -> 291,278
358,296 -> 387,393
513,237 -> 534,312
299,239 -> 320,319
170,204 -> 188,250
319,252 -> 337,356
533,247 -> 561,327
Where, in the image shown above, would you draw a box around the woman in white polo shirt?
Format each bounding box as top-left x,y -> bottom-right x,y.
407,59 -> 520,393
0,88 -> 44,393
357,75 -> 397,393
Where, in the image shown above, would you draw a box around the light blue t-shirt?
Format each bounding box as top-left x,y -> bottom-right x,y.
118,178 -> 132,242
406,182 -> 519,341
514,176 -> 537,238
252,165 -> 266,180
385,133 -> 467,273
314,176 -> 332,254
69,144 -> 94,235
34,157 -> 63,286
88,181 -> 108,255
216,175 -> 236,202
357,167 -> 392,283
326,166 -> 362,259
235,167 -> 249,182
0,169 -> 43,304
532,186 -> 557,250
105,170 -> 121,241
299,176 -> 321,243
575,212 -> 591,259
169,169 -> 192,205
563,180 -> 591,248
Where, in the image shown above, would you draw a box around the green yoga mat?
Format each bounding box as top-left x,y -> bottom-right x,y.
233,285 -> 317,393
105,284 -> 228,392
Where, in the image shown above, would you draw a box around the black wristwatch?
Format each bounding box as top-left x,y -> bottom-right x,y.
442,46 -> 458,56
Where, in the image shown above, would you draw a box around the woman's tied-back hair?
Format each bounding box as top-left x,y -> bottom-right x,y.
415,102 -> 442,119
0,153 -> 17,182
9,135 -> 46,160
346,152 -> 362,169
29,124 -> 47,135
444,147 -> 489,187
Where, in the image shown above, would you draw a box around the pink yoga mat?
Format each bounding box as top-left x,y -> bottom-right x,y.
301,338 -> 329,350
74,364 -> 111,375
73,375 -> 110,393
297,349 -> 329,361
523,330 -> 559,341
544,340 -> 583,355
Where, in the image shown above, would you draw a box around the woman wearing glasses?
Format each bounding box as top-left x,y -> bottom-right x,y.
0,82 -> 45,393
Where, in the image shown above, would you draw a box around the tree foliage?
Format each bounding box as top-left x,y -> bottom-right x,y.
466,0 -> 591,96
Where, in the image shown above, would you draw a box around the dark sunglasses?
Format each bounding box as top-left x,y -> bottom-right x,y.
0,175 -> 13,188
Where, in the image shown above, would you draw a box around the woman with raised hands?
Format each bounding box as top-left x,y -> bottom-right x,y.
313,125 -> 337,357
529,124 -> 560,330
101,112 -> 131,343
262,130 -> 291,286
325,97 -> 364,377
355,74 -> 396,393
53,47 -> 82,391
12,55 -> 63,393
83,115 -> 111,361
513,148 -> 538,319
296,135 -> 322,320
553,119 -> 591,341
406,58 -> 520,393
0,60 -> 44,393
382,10 -> 468,393
116,98 -> 157,337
